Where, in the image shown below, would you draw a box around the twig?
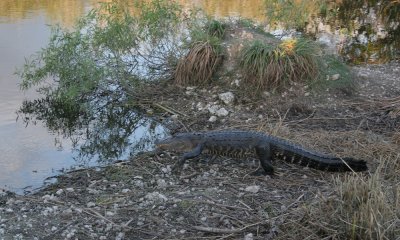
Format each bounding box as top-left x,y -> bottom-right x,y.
189,199 -> 250,211
152,102 -> 188,117
193,220 -> 264,234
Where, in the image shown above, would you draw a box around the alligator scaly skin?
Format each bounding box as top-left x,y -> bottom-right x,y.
156,130 -> 368,174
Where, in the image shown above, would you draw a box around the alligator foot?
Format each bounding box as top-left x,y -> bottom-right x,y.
249,167 -> 274,176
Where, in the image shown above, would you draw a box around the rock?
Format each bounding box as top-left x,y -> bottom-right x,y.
215,108 -> 229,117
87,202 -> 96,208
65,188 -> 74,192
207,104 -> 220,114
196,102 -> 205,111
218,92 -> 235,105
244,233 -> 254,240
145,192 -> 168,202
263,91 -> 271,97
231,79 -> 240,87
208,116 -> 217,122
244,185 -> 260,193
121,188 -> 131,193
330,74 -> 340,81
157,179 -> 167,189
55,189 -> 64,195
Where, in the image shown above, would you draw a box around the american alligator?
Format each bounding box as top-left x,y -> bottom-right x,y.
156,130 -> 368,174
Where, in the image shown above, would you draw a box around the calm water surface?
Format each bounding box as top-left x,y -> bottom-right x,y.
0,0 -> 264,194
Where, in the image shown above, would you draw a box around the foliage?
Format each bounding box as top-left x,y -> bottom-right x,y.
205,19 -> 226,39
17,0 -> 184,161
174,38 -> 222,86
174,15 -> 224,86
265,0 -> 323,30
310,55 -> 355,93
239,38 -> 320,91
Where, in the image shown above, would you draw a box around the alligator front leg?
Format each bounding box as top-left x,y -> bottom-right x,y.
173,144 -> 203,173
255,144 -> 274,175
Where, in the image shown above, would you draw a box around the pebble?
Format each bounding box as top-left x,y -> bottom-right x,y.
215,107 -> 229,117
208,116 -> 217,122
55,189 -> 64,195
218,92 -> 235,105
244,185 -> 260,193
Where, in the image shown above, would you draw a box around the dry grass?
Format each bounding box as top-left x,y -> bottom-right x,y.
291,156 -> 400,240
239,38 -> 320,91
174,41 -> 222,86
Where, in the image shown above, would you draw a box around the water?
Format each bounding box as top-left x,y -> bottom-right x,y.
0,0 -> 397,194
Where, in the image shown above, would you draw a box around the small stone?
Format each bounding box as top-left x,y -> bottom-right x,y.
215,108 -> 229,117
55,189 -> 64,195
218,92 -> 235,105
65,188 -> 74,192
330,74 -> 340,81
231,79 -> 240,87
157,179 -> 167,189
207,104 -> 220,114
208,116 -> 217,122
304,92 -> 310,96
121,188 -> 131,193
244,185 -> 260,193
106,211 -> 115,216
116,232 -> 125,240
171,114 -> 178,120
51,226 -> 57,231
244,233 -> 254,240
87,202 -> 96,208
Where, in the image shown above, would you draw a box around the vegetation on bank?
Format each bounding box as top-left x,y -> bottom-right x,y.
239,38 -> 320,90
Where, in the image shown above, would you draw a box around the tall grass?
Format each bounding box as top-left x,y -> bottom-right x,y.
174,39 -> 222,85
299,157 -> 400,240
205,19 -> 226,39
173,19 -> 224,86
239,38 -> 320,91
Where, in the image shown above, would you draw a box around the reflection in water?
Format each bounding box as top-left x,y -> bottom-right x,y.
179,0 -> 265,21
19,95 -> 167,164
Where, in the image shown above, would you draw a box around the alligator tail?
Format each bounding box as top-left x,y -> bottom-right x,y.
275,147 -> 368,172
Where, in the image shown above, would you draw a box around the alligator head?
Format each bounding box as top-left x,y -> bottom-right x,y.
155,133 -> 202,153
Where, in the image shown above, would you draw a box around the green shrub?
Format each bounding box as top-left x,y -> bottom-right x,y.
205,19 -> 226,39
239,38 -> 320,91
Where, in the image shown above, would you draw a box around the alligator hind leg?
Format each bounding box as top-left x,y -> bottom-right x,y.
172,144 -> 203,173
255,144 -> 274,175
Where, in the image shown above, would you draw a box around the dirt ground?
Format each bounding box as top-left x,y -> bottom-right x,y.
1,58 -> 399,239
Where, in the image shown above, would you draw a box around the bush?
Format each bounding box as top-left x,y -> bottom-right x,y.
239,38 -> 320,91
174,38 -> 222,86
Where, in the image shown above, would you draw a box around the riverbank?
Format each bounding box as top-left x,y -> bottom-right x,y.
1,61 -> 399,239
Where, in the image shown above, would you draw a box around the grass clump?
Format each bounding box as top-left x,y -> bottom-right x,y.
205,19 -> 226,39
173,19 -> 224,86
239,38 -> 320,91
300,158 -> 400,240
174,37 -> 222,86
